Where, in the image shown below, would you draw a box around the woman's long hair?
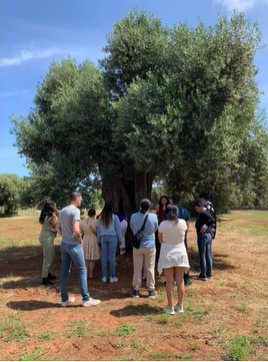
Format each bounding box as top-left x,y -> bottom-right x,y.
158,195 -> 170,210
39,201 -> 55,224
166,204 -> 178,224
100,201 -> 114,229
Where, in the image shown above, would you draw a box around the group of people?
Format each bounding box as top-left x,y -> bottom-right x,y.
38,191 -> 216,314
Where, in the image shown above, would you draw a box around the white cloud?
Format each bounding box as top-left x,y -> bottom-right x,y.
1,48 -> 59,67
213,0 -> 264,12
1,90 -> 32,97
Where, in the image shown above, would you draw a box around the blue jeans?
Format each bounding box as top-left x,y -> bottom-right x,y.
100,235 -> 118,278
197,233 -> 212,277
60,242 -> 90,302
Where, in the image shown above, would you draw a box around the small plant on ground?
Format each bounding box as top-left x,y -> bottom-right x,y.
192,304 -> 212,321
151,352 -> 170,360
19,347 -> 47,361
114,341 -> 124,347
189,342 -> 198,350
175,314 -> 187,326
1,312 -> 29,341
224,334 -> 249,361
184,354 -> 194,360
98,331 -> 107,336
158,313 -> 170,324
132,341 -> 147,352
39,331 -> 51,340
65,320 -> 90,337
116,324 -> 136,336
233,303 -> 250,314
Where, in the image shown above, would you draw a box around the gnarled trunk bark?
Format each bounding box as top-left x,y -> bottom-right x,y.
101,171 -> 154,214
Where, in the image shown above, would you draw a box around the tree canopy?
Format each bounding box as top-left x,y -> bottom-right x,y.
10,9 -> 268,212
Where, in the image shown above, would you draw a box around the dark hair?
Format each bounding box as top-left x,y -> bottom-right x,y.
100,201 -> 114,228
171,193 -> 181,205
166,205 -> 178,224
199,192 -> 209,201
70,192 -> 81,202
39,201 -> 56,224
88,209 -> 96,217
140,199 -> 151,213
158,195 -> 170,210
195,201 -> 204,207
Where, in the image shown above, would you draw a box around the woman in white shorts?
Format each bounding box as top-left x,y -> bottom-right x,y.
158,204 -> 190,315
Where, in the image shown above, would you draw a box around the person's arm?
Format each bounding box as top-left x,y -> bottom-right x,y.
200,211 -> 215,234
49,216 -> 58,236
97,219 -> 101,244
73,221 -> 83,245
114,216 -> 123,244
49,216 -> 58,228
79,220 -> 84,234
55,219 -> 62,236
186,220 -> 190,231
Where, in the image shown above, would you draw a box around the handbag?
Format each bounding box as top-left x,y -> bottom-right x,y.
132,213 -> 149,249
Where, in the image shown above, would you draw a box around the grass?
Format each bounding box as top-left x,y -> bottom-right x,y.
39,331 -> 52,340
191,304 -> 212,321
115,324 -> 136,336
1,210 -> 268,361
65,320 -> 90,338
233,303 -> 250,314
224,335 -> 250,361
1,312 -> 29,341
151,352 -> 171,360
19,347 -> 47,361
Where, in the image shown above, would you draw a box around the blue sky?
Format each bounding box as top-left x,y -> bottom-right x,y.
1,0 -> 268,177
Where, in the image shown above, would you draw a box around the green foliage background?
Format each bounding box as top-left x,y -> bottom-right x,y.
6,8 -> 268,213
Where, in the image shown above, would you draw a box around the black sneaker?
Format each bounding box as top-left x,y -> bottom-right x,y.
196,274 -> 207,281
184,278 -> 192,287
130,289 -> 139,298
48,273 -> 57,280
206,275 -> 212,279
42,278 -> 53,285
148,290 -> 156,299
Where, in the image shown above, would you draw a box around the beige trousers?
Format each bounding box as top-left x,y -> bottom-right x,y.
132,247 -> 156,291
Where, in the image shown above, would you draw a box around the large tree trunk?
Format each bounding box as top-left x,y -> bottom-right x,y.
101,171 -> 154,214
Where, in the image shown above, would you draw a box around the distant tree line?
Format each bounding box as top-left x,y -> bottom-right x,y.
9,8 -> 268,214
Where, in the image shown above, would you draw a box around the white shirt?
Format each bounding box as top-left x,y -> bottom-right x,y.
158,219 -> 187,244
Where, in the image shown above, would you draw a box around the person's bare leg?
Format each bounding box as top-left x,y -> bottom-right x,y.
89,260 -> 96,278
163,267 -> 175,307
85,260 -> 90,278
174,267 -> 184,306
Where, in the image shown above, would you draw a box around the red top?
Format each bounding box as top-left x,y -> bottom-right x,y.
156,208 -> 164,224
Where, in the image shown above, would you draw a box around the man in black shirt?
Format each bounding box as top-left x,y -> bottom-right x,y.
200,193 -> 216,239
195,201 -> 215,281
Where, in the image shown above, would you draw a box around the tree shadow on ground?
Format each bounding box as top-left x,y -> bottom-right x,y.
187,248 -> 236,273
110,303 -> 162,318
0,245 -> 236,292
6,300 -> 61,311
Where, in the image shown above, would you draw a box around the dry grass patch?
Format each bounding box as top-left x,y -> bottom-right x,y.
0,211 -> 268,360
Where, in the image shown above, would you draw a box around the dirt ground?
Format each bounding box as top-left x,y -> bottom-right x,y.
0,212 -> 268,361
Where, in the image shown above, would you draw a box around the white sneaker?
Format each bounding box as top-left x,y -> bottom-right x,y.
174,304 -> 184,313
82,298 -> 101,307
110,277 -> 119,283
163,306 -> 175,315
120,249 -> 126,255
61,297 -> 75,307
102,277 -> 107,283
